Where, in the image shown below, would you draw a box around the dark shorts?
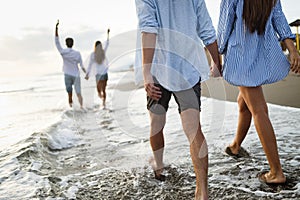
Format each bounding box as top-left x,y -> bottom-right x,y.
147,78 -> 201,114
64,74 -> 81,94
96,73 -> 108,81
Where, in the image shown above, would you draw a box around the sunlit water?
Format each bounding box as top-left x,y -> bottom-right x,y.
0,69 -> 299,200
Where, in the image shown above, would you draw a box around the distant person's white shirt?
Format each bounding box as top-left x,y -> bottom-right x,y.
86,40 -> 109,76
55,36 -> 84,77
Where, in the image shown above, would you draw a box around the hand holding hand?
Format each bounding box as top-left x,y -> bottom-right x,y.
210,63 -> 222,77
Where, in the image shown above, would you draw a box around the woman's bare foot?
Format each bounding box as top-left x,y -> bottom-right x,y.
227,143 -> 240,155
258,171 -> 286,184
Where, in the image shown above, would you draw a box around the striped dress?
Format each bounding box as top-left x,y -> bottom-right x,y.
217,0 -> 295,87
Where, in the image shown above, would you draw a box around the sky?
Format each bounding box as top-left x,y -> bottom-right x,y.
0,0 -> 299,78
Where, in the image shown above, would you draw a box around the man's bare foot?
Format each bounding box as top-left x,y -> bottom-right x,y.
258,171 -> 286,184
149,157 -> 165,181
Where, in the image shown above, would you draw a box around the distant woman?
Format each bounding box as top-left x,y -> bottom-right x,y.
85,29 -> 110,108
218,0 -> 300,184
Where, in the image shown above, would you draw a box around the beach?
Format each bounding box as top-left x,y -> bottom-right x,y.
0,69 -> 299,200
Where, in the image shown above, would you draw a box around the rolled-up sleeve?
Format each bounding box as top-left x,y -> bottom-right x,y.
135,0 -> 158,34
217,0 -> 237,54
272,0 -> 295,41
196,0 -> 216,46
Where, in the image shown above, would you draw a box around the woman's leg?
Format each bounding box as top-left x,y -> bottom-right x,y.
100,80 -> 107,107
239,86 -> 285,183
96,81 -> 102,98
228,92 -> 252,154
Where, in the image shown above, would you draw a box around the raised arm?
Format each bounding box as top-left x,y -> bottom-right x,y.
104,28 -> 110,52
55,20 -> 59,37
54,20 -> 63,52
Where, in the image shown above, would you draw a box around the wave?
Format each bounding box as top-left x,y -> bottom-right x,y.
0,87 -> 35,94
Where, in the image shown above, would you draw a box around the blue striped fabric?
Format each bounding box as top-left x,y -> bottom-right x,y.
217,0 -> 295,87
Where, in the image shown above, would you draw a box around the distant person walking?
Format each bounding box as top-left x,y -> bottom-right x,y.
218,0 -> 300,184
85,29 -> 110,108
135,0 -> 222,199
55,20 -> 86,108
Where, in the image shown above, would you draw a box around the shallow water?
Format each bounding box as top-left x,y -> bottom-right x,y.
0,71 -> 299,200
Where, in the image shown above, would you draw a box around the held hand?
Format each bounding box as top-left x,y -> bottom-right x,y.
143,74 -> 161,101
210,63 -> 223,77
290,51 -> 300,74
85,75 -> 89,80
144,83 -> 162,101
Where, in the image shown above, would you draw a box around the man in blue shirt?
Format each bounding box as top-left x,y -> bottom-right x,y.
135,0 -> 221,199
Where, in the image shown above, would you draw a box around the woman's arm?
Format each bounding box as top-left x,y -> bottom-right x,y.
217,0 -> 237,54
284,38 -> 300,74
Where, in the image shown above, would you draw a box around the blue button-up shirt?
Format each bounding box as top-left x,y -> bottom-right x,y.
135,0 -> 216,91
218,0 -> 295,87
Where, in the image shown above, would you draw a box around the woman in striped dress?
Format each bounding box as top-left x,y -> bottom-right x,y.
218,0 -> 300,184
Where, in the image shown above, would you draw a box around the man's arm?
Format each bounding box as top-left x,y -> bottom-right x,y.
55,20 -> 59,37
78,54 -> 86,74
54,20 -> 63,52
141,32 -> 161,100
104,28 -> 110,52
206,40 -> 222,77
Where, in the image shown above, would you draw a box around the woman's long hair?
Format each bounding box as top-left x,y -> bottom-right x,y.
94,41 -> 105,64
243,0 -> 277,35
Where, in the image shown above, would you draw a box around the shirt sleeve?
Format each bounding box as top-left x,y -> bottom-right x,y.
135,0 -> 158,34
78,53 -> 84,69
217,0 -> 237,54
86,53 -> 93,76
104,39 -> 109,52
55,36 -> 63,53
195,0 -> 216,46
272,0 -> 295,41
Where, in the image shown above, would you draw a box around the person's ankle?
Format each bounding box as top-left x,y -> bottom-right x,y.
194,188 -> 208,200
229,142 -> 240,154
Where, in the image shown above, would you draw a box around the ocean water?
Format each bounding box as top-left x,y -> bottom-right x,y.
0,69 -> 299,200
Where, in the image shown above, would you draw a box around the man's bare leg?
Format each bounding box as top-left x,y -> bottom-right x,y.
181,109 -> 208,200
77,94 -> 83,109
68,92 -> 73,107
149,112 -> 166,178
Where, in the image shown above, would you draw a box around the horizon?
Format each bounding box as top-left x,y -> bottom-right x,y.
0,0 -> 299,78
